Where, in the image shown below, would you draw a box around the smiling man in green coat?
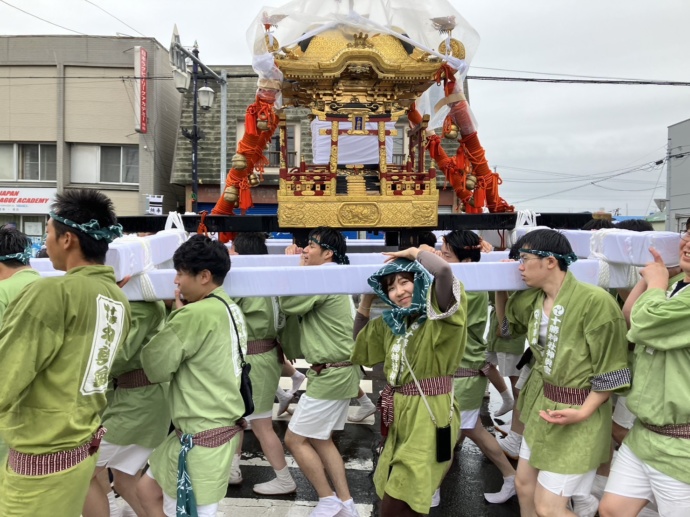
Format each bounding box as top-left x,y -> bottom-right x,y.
599,237 -> 690,517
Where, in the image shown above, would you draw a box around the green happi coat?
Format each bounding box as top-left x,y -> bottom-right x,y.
102,301 -> 170,450
142,287 -> 247,505
487,298 -> 526,357
0,268 -> 40,323
278,294 -> 359,400
351,278 -> 467,514
0,266 -> 130,517
455,291 -> 489,413
0,268 -> 41,464
625,278 -> 690,484
507,271 -> 630,474
234,296 -> 283,414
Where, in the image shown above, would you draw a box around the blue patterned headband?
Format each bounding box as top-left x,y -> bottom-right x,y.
50,211 -> 123,243
0,247 -> 32,265
518,248 -> 578,266
309,236 -> 350,265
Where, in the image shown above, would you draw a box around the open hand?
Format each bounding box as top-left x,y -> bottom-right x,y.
539,408 -> 585,426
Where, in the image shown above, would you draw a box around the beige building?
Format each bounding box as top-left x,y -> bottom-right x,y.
667,117 -> 690,231
0,35 -> 182,240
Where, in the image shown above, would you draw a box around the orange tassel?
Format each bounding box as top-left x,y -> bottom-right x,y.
197,211 -> 209,236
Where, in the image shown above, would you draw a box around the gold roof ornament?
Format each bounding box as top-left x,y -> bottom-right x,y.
276,28 -> 443,114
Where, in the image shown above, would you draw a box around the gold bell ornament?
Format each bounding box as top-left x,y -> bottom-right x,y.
443,123 -> 459,140
223,185 -> 239,203
465,174 -> 477,191
248,173 -> 260,186
231,153 -> 247,171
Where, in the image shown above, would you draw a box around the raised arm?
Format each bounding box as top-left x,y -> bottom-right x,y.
417,249 -> 455,312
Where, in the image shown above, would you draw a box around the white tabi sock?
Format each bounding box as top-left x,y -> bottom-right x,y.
275,465 -> 293,481
290,370 -> 306,393
357,394 -> 375,409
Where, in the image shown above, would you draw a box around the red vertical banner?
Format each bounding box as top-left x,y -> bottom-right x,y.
134,46 -> 148,134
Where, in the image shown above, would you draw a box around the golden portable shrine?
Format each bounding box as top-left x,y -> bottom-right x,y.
211,0 -> 514,238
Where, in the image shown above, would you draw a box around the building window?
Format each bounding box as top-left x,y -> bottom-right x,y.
19,144 -> 57,181
71,144 -> 139,185
0,143 -> 57,181
267,125 -> 297,168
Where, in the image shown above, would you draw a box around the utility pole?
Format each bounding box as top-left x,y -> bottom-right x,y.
666,137 -> 672,230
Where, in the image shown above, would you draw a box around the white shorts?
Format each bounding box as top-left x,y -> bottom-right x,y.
515,365 -> 532,390
612,396 -> 636,430
288,395 -> 349,440
245,410 -> 272,422
146,468 -> 219,517
497,352 -> 522,378
96,440 -> 152,475
486,351 -> 498,365
519,439 -> 597,497
460,409 -> 480,430
606,444 -> 690,516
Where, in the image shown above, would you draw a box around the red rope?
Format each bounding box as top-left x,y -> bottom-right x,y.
197,211 -> 209,236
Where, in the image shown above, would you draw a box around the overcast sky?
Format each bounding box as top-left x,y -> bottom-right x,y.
2,0 -> 689,215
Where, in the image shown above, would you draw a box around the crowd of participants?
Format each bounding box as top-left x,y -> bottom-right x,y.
0,189 -> 687,517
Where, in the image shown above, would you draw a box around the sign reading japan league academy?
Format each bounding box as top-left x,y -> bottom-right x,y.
0,188 -> 57,214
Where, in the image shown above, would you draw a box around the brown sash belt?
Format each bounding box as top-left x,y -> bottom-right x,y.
454,367 -> 480,378
8,427 -> 106,476
378,376 -> 454,436
642,421 -> 690,439
247,339 -> 277,355
310,361 -> 353,375
116,368 -> 153,389
175,425 -> 243,448
543,382 -> 590,406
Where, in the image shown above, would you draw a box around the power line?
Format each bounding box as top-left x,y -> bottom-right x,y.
514,162 -> 664,203
0,0 -> 87,35
4,74 -> 690,87
83,0 -> 146,37
471,66 -> 674,83
467,75 -> 690,87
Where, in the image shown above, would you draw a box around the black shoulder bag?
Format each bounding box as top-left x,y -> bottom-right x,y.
207,294 -> 254,417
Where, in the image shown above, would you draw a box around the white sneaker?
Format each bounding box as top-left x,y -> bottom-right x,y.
590,474 -> 608,500
572,494 -> 599,517
336,498 -> 360,517
347,405 -> 376,422
228,457 -> 243,485
494,397 -> 514,417
120,504 -> 138,517
253,476 -> 297,495
276,389 -> 294,416
497,433 -> 521,461
431,488 -> 441,507
493,422 -> 509,437
638,506 -> 660,517
484,475 -> 516,504
310,495 -> 343,517
107,492 -> 123,517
